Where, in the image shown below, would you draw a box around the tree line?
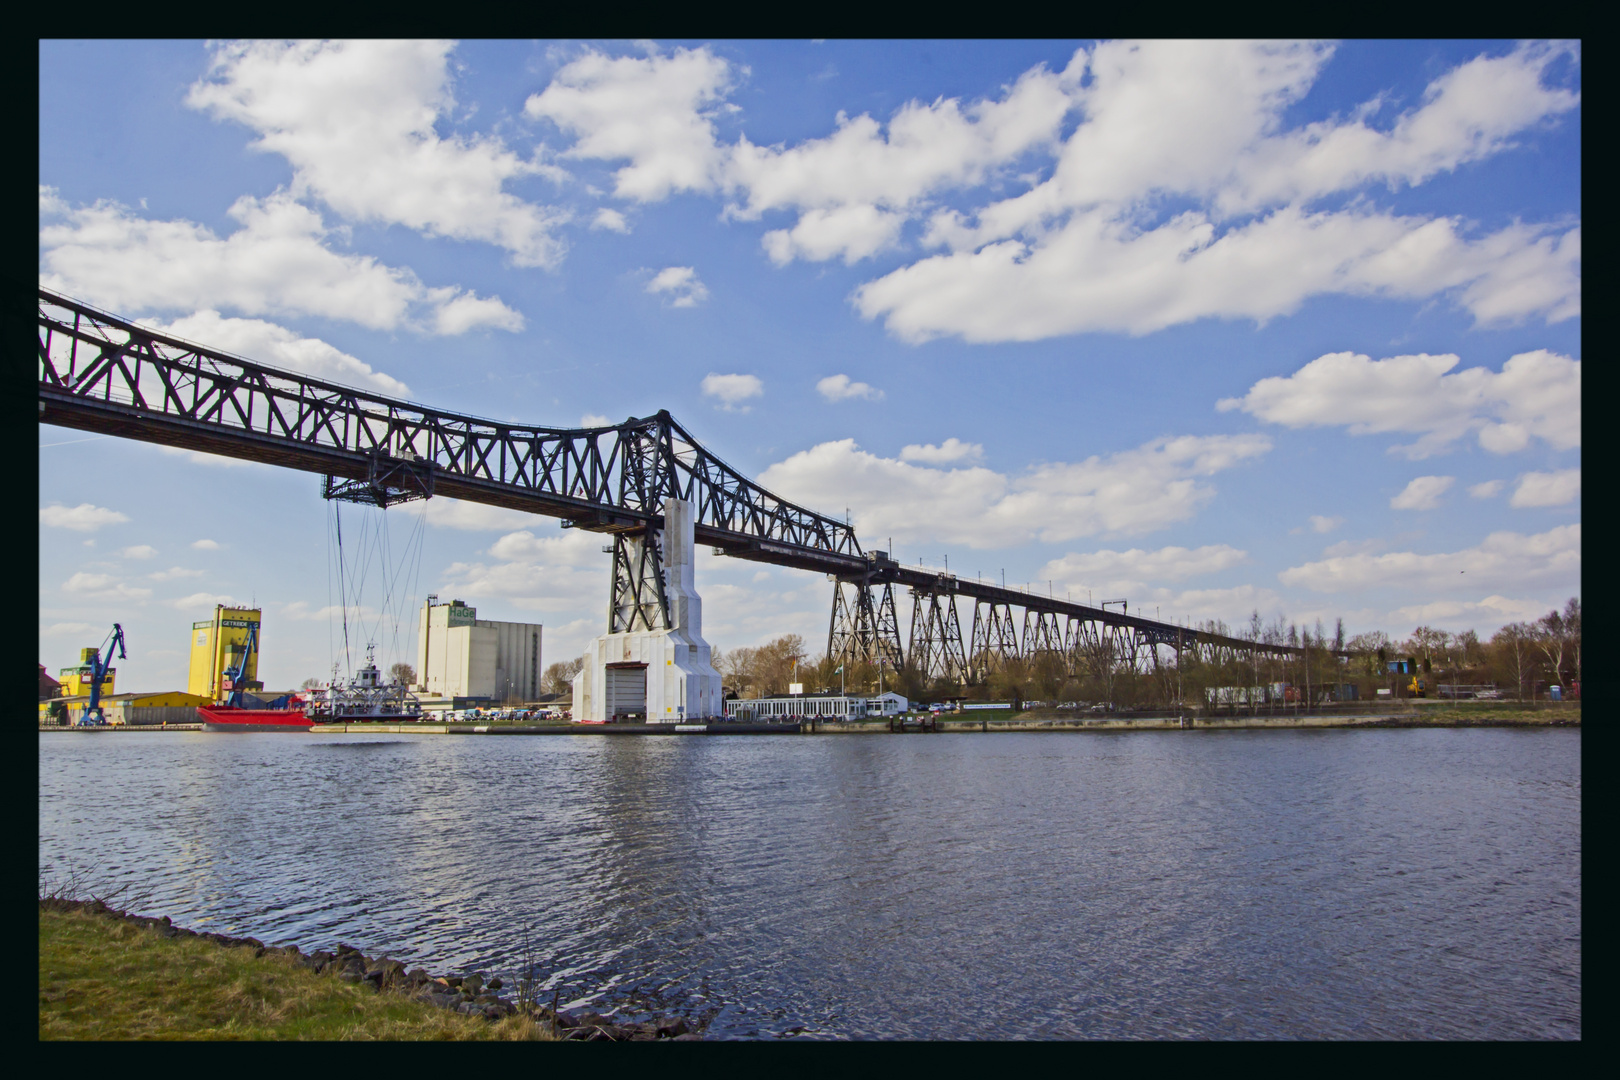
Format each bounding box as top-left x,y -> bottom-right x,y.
535,596 -> 1578,708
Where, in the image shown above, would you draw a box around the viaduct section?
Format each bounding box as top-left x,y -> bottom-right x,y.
38,286 -> 1301,686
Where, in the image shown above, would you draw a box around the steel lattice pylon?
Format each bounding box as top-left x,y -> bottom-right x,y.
909,585 -> 969,684
828,579 -> 904,673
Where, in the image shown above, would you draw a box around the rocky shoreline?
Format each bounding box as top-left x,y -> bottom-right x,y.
40,897 -> 701,1041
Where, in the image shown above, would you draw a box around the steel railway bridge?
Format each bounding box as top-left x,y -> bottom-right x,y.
38,287 -> 1304,688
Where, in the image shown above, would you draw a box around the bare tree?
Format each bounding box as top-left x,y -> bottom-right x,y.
389,661 -> 416,686
1490,623 -> 1533,701
542,657 -> 585,696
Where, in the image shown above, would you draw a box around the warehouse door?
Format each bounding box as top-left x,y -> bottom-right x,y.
605,664 -> 647,721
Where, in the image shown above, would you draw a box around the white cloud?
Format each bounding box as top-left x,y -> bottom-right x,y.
759,432 -> 1270,549
39,191 -> 522,335
858,209 -> 1580,342
139,311 -> 412,396
1308,515 -> 1344,534
853,41 -> 1579,340
188,40 -> 568,268
526,45 -> 736,202
148,567 -> 206,582
1469,480 -> 1504,498
159,446 -> 255,469
1391,475 -> 1454,510
422,497 -> 536,532
817,374 -> 884,402
1039,544 -> 1249,595
1279,523 -> 1580,596
1510,468 -> 1580,508
168,592 -> 239,611
579,413 -> 612,427
530,42 -> 1578,339
1218,349 -> 1580,459
42,621 -> 100,638
899,438 -> 983,465
591,208 -> 630,232
645,265 -> 709,307
1386,594 -> 1552,632
119,545 -> 157,560
191,539 -> 222,550
437,529 -> 605,612
702,372 -> 763,411
40,503 -> 129,532
62,572 -> 152,602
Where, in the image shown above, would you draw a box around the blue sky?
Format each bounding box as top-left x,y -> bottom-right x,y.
39,40 -> 1581,692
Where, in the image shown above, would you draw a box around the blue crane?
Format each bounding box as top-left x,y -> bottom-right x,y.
76,623 -> 126,726
219,623 -> 259,707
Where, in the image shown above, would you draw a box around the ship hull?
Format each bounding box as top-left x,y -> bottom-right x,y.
198,706 -> 313,732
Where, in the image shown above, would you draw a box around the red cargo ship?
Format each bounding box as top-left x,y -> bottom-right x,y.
198,703 -> 313,732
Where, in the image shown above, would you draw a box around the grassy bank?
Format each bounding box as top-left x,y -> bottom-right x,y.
39,904 -> 548,1040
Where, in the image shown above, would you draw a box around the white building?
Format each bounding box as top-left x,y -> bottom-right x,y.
416,598 -> 543,702
726,694 -> 869,720
572,498 -> 723,723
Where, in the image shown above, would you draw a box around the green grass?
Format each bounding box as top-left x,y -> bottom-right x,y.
39,906 -> 551,1041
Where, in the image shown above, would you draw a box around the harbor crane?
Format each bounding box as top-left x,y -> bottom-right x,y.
76,623 -> 125,726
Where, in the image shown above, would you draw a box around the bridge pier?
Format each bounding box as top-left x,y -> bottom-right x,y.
572,498 -> 722,723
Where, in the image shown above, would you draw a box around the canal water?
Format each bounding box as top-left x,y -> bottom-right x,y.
39,727 -> 1579,1039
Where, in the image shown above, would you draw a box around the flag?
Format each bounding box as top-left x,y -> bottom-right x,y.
835,665 -> 843,673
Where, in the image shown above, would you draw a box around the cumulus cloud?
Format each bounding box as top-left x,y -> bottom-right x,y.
168,592 -> 239,611
526,45 -> 737,202
817,374 -> 884,402
39,189 -> 523,335
1469,480 -> 1504,498
119,545 -> 157,559
1391,475 -> 1454,510
1309,515 -> 1344,534
530,41 -> 1579,339
62,572 -> 152,602
139,311 -> 412,396
855,41 -> 1579,340
591,208 -> 630,232
191,539 -> 222,550
1039,544 -> 1249,595
40,503 -> 129,532
1279,523 -> 1579,596
1218,349 -> 1581,459
645,266 -> 709,307
1510,468 -> 1580,508
422,497 -> 536,532
760,432 -> 1270,549
188,40 -> 568,267
42,621 -> 101,638
437,529 -> 605,612
899,438 -> 983,465
1386,594 -> 1554,631
148,567 -> 206,582
702,372 -> 763,411
579,413 -> 612,427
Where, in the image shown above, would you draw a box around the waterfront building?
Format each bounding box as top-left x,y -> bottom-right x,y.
187,605 -> 262,699
725,694 -> 873,720
416,599 -> 543,703
58,647 -> 115,697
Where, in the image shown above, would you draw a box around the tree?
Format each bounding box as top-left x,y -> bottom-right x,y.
389,662 -> 416,687
300,676 -> 324,690
716,646 -> 757,698
1563,597 -> 1581,684
1489,623 -> 1534,701
542,657 -> 585,696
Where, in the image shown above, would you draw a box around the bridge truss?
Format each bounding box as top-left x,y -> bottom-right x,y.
39,285 -> 1307,684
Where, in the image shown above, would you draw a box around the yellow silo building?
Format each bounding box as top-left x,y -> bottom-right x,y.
188,605 -> 264,700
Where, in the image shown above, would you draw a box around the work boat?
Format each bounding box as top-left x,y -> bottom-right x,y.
305,646 -> 423,724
